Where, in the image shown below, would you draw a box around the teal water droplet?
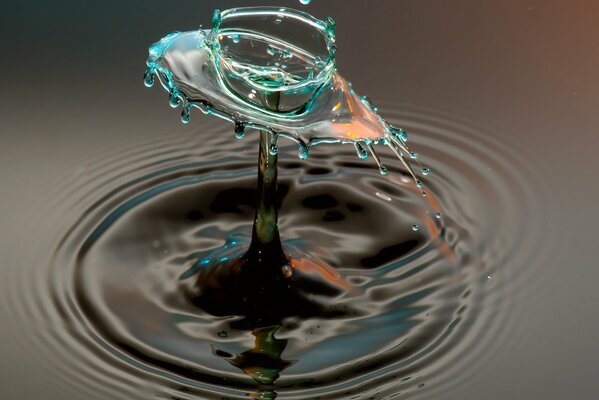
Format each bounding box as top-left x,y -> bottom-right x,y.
379,165 -> 388,175
267,46 -> 276,56
299,0 -> 311,4
435,212 -> 443,219
234,121 -> 245,139
416,179 -> 424,189
217,330 -> 228,338
412,224 -> 420,231
269,141 -> 279,155
181,106 -> 190,124
298,143 -> 309,159
409,151 -> 419,159
168,89 -> 180,108
231,34 -> 240,44
143,69 -> 154,87
422,167 -> 430,175
354,142 -> 368,159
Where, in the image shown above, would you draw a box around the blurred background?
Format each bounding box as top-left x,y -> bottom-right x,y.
1,1 -> 598,399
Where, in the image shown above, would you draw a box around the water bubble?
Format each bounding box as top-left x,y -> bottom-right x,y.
412,224 -> 420,231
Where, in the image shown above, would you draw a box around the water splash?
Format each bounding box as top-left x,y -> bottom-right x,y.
144,7 -> 425,189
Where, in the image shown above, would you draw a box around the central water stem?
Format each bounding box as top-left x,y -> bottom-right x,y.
246,129 -> 286,266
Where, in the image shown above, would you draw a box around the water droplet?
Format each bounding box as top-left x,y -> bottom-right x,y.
269,141 -> 279,155
281,265 -> 293,278
212,9 -> 222,29
234,121 -> 245,139
217,330 -> 228,338
266,46 -> 276,56
435,212 -> 443,219
181,106 -> 190,124
417,383 -> 425,389
168,89 -> 180,108
143,69 -> 154,87
298,143 -> 309,159
231,34 -> 240,44
299,0 -> 311,4
354,142 -> 368,159
379,165 -> 388,175
409,151 -> 419,159
416,179 -> 424,189
422,167 -> 430,175
412,224 -> 420,231
487,273 -> 494,279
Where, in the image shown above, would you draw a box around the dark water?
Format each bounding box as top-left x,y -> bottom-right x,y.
2,1 -> 598,399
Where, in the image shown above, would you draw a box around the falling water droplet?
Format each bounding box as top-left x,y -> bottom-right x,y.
416,179 -> 424,189
412,224 -> 420,231
299,0 -> 312,4
422,167 -> 431,175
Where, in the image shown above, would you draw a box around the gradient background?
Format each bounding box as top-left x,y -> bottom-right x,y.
1,1 -> 598,399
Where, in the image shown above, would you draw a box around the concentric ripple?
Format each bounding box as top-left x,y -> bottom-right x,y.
6,104 -> 554,400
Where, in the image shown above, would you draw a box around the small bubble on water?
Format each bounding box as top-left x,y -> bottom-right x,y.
412,224 -> 420,231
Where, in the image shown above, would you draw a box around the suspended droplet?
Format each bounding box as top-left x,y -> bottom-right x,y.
234,121 -> 245,139
435,212 -> 443,219
231,34 -> 240,44
409,151 -> 419,159
143,69 -> 155,87
168,88 -> 180,108
354,142 -> 368,159
422,167 -> 431,175
269,141 -> 279,155
412,224 -> 420,231
299,0 -> 311,4
298,143 -> 309,159
181,106 -> 190,124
